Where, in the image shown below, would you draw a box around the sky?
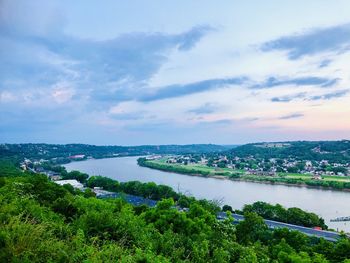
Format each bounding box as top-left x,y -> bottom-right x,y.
1,0 -> 350,145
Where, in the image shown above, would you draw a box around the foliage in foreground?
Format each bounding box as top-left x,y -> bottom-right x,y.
0,168 -> 350,262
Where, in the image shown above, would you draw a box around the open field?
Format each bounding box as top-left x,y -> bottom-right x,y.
284,174 -> 350,183
147,160 -> 244,176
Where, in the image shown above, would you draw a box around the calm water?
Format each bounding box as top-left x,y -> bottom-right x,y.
64,156 -> 350,232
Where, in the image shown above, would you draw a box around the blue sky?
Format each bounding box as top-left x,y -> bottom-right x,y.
1,0 -> 350,145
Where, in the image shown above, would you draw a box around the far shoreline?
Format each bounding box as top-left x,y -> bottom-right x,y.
137,159 -> 350,193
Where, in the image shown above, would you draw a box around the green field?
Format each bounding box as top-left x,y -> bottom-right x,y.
284,173 -> 350,182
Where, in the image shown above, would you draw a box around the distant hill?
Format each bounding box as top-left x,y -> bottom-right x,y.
3,141 -> 349,164
0,143 -> 233,162
229,140 -> 350,163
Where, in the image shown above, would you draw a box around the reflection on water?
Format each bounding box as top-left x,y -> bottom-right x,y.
64,156 -> 350,232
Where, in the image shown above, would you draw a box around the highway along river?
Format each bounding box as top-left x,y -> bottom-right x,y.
64,156 -> 350,232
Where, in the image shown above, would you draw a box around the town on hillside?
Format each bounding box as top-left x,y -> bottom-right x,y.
152,153 -> 350,178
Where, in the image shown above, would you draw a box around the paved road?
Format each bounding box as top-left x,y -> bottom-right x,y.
217,212 -> 342,242
96,190 -> 343,242
95,190 -> 158,206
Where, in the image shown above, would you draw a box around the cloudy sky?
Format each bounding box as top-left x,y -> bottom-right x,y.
1,0 -> 350,145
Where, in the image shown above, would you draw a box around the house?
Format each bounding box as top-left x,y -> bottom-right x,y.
320,160 -> 329,166
305,161 -> 313,167
69,154 -> 85,160
35,167 -> 45,173
200,158 -> 208,164
312,174 -> 322,180
166,158 -> 177,163
49,175 -> 62,181
46,171 -> 62,181
145,155 -> 162,160
246,169 -> 276,176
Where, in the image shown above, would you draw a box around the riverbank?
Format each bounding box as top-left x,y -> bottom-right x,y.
138,158 -> 350,192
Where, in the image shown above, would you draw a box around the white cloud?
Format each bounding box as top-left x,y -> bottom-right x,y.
0,91 -> 16,103
52,85 -> 75,104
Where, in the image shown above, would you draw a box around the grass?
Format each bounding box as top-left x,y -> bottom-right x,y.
283,173 -> 350,182
147,160 -> 244,176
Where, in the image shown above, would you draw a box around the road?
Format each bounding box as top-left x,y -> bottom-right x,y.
217,212 -> 342,242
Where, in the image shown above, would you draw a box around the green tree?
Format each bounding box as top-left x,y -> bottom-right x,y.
236,212 -> 268,244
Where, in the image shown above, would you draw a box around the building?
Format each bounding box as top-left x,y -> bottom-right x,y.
312,175 -> 322,180
55,179 -> 84,190
69,154 -> 85,160
49,175 -> 62,181
145,155 -> 162,160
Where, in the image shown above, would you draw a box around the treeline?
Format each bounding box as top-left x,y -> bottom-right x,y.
242,201 -> 327,229
138,157 -> 211,176
137,158 -> 234,177
245,175 -> 350,190
1,165 -> 350,262
87,176 -> 179,201
0,143 -> 230,163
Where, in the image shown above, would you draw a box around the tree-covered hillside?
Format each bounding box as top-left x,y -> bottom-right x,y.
1,163 -> 350,262
230,140 -> 350,163
0,143 -> 232,164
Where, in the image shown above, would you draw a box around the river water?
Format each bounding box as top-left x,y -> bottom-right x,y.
64,156 -> 350,232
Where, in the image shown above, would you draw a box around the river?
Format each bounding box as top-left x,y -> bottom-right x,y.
64,156 -> 350,232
